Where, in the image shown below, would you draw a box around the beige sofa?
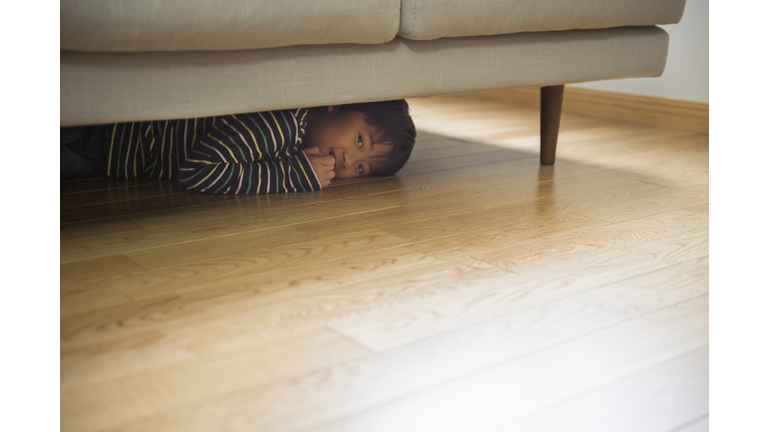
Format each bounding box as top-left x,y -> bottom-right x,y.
61,0 -> 687,164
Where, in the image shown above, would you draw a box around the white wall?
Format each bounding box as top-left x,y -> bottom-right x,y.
571,0 -> 709,103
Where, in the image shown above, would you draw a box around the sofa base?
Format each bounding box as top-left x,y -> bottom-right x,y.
61,27 -> 669,127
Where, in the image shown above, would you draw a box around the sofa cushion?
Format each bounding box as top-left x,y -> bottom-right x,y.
62,27 -> 670,126
399,0 -> 686,40
61,0 -> 401,52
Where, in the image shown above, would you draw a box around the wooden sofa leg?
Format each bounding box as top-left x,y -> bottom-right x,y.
540,85 -> 565,165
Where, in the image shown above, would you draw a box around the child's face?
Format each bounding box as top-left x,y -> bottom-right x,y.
304,106 -> 391,179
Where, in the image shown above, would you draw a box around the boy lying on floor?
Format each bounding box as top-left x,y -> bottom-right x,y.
60,100 -> 416,194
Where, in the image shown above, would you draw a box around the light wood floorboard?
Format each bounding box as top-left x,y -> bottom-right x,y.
61,94 -> 709,432
307,296 -> 707,432
490,346 -> 709,432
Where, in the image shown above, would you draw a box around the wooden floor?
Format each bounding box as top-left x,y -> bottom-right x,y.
61,95 -> 709,432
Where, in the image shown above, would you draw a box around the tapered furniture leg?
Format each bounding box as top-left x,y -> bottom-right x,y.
540,85 -> 565,165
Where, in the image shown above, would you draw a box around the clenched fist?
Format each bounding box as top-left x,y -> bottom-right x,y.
304,147 -> 336,188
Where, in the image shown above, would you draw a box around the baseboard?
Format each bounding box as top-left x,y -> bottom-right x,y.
468,87 -> 709,134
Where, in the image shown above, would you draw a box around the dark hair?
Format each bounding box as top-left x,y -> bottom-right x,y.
339,99 -> 416,176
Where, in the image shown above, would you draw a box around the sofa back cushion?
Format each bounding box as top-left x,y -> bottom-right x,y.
62,0 -> 401,52
399,0 -> 687,40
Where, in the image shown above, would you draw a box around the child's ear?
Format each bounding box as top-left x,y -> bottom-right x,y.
327,105 -> 339,113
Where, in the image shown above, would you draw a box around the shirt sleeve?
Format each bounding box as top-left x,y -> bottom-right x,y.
177,110 -> 322,194
103,121 -> 158,179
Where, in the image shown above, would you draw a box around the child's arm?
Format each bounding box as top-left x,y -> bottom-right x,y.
179,153 -> 321,194
178,110 -> 324,194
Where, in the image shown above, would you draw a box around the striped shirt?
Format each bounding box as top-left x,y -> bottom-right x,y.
103,108 -> 321,194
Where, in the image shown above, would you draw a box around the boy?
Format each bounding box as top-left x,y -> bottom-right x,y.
61,100 -> 416,194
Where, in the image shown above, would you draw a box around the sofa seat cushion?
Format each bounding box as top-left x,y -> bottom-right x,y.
62,27 -> 669,126
399,0 -> 686,40
61,0 -> 401,52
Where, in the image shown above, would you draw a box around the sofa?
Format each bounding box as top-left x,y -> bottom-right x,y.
61,0 -> 687,165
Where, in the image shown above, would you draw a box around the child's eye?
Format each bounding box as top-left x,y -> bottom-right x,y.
357,134 -> 363,148
358,164 -> 364,175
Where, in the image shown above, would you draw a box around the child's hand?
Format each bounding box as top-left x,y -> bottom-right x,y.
303,147 -> 336,188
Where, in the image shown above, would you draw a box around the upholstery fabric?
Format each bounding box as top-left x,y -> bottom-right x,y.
61,27 -> 669,126
61,0 -> 401,52
399,0 -> 686,40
